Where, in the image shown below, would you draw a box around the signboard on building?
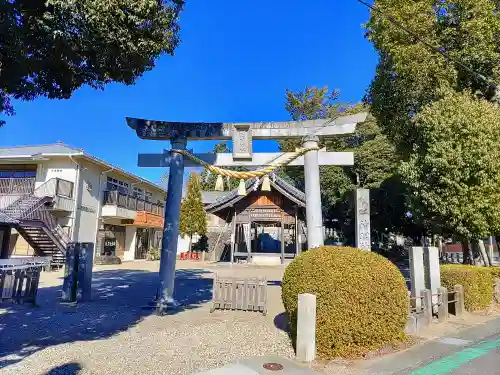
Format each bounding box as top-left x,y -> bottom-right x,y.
103,238 -> 116,256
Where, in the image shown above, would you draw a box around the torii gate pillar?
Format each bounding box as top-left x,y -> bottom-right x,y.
302,135 -> 323,249
157,136 -> 186,311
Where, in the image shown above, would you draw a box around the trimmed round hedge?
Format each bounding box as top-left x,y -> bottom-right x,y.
440,264 -> 493,311
281,246 -> 409,359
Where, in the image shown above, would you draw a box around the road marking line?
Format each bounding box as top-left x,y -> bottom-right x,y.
409,339 -> 500,375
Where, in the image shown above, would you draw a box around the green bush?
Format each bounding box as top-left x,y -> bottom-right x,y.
440,265 -> 493,311
281,246 -> 409,359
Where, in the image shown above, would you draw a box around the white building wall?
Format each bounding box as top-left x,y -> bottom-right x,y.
35,159 -> 77,188
124,226 -> 137,261
73,160 -> 100,243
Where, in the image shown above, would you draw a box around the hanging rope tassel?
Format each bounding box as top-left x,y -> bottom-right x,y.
237,179 -> 246,196
214,175 -> 224,191
261,175 -> 271,192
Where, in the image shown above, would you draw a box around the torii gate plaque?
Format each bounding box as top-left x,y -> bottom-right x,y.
126,112 -> 367,314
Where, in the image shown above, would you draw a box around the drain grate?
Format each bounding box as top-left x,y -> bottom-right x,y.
263,362 -> 284,371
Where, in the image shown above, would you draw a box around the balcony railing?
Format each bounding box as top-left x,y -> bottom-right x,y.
0,177 -> 36,194
103,190 -> 164,216
0,177 -> 74,198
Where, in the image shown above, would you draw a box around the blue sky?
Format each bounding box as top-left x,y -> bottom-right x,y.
0,1 -> 377,186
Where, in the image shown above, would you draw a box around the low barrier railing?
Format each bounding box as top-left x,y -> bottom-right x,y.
210,275 -> 267,315
0,263 -> 43,305
406,285 -> 465,334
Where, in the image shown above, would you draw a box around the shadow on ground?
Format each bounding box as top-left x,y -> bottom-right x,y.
0,268 -> 212,369
43,362 -> 82,374
274,311 -> 289,333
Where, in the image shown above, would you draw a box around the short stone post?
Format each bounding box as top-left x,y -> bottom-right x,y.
437,287 -> 448,322
421,289 -> 433,325
423,246 -> 441,311
410,247 -> 425,310
61,243 -> 78,302
296,293 -> 316,363
76,243 -> 94,302
454,284 -> 465,316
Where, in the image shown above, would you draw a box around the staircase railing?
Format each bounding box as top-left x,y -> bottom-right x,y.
4,179 -> 72,251
6,178 -> 73,218
5,179 -> 57,219
31,208 -> 71,248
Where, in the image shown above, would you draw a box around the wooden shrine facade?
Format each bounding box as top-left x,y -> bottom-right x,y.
205,176 -> 307,264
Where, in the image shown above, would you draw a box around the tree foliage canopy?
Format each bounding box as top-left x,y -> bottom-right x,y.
179,172 -> 207,238
366,0 -> 500,242
365,0 -> 500,157
0,0 -> 184,125
400,91 -> 500,240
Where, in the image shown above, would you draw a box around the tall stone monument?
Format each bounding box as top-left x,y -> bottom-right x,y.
355,188 -> 371,251
127,113 -> 367,313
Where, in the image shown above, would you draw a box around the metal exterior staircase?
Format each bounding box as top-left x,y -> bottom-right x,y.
2,179 -> 71,265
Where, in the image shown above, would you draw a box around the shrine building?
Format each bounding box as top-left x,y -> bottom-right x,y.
203,175 -> 306,265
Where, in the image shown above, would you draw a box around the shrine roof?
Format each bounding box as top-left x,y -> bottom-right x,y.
204,175 -> 305,213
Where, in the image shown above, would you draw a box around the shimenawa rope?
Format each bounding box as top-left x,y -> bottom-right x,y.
170,146 -> 320,179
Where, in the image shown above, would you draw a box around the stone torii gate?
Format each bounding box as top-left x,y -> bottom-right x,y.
126,112 -> 367,313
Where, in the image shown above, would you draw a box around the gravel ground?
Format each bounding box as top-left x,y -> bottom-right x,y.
0,261 -> 294,375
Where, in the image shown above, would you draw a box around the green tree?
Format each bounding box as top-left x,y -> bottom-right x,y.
0,0 -> 184,126
400,91 -> 500,265
179,172 -> 207,251
365,0 -> 500,263
365,0 -> 500,157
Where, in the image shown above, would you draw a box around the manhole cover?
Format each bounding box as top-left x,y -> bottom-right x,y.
263,362 -> 283,371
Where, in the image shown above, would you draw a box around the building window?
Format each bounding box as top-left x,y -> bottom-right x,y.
107,177 -> 129,194
132,187 -> 143,198
133,187 -> 152,201
0,170 -> 36,178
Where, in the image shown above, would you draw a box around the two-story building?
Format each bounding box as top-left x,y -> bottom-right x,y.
0,143 -> 166,263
